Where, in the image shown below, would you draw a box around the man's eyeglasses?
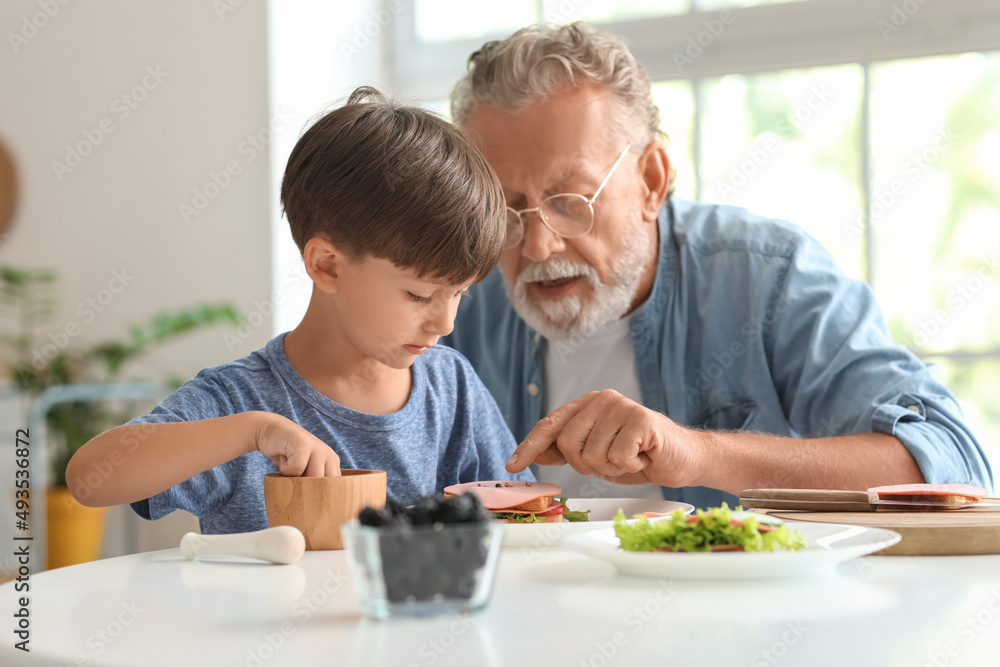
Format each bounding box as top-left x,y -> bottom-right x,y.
503,144 -> 632,249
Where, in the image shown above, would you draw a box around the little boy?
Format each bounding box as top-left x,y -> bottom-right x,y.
67,87 -> 533,534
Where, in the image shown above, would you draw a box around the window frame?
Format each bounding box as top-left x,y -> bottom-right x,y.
390,0 -> 1000,98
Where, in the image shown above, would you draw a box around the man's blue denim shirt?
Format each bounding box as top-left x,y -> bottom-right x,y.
445,198 -> 993,508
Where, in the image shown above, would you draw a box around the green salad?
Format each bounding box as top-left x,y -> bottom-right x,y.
613,503 -> 807,553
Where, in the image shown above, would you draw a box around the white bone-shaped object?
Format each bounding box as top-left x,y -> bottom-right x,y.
180,525 -> 306,564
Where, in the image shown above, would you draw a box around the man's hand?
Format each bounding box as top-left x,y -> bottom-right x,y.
505,391 -> 928,495
255,414 -> 341,477
505,390 -> 701,487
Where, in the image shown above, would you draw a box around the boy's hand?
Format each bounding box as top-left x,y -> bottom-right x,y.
255,413 -> 341,477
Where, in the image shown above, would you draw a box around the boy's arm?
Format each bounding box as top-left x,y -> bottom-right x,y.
66,411 -> 340,507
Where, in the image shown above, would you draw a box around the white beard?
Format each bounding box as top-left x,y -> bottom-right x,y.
503,222 -> 653,341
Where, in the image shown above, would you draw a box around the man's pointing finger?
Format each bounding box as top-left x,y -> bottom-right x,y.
505,393 -> 597,472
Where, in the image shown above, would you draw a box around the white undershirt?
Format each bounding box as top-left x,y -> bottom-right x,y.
538,315 -> 667,500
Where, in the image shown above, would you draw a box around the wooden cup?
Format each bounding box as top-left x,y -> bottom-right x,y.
263,470 -> 387,550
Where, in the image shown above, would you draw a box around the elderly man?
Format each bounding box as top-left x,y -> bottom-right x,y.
443,22 -> 992,508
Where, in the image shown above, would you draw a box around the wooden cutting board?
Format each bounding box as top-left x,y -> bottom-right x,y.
754,507 -> 1000,556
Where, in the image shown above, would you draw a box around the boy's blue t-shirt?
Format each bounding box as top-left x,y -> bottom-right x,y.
128,333 -> 533,534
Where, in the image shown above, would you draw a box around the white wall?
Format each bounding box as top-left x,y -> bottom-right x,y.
0,1 -> 275,562
0,1 -> 275,372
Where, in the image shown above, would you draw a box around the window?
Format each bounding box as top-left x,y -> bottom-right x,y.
393,0 -> 1000,465
698,65 -> 864,279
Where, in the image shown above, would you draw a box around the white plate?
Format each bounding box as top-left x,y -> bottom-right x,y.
501,498 -> 693,549
558,520 -> 902,579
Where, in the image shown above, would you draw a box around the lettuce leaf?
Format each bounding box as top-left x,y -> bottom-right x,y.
492,512 -> 545,523
613,503 -> 807,553
561,497 -> 591,522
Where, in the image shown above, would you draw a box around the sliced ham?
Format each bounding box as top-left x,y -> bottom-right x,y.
443,481 -> 562,510
868,483 -> 987,501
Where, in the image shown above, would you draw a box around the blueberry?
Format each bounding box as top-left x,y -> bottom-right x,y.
371,493 -> 493,602
359,499 -> 412,527
421,566 -> 451,597
442,572 -> 479,599
384,565 -> 421,602
358,506 -> 384,527
409,495 -> 443,525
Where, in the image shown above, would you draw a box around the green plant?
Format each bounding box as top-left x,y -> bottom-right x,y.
1,266 -> 243,486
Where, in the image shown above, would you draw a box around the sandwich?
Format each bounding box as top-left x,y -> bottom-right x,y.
443,481 -> 589,523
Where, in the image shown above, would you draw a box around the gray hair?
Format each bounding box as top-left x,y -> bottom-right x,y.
452,22 -> 670,171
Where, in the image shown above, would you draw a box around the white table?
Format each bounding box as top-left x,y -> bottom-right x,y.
3,543 -> 1000,666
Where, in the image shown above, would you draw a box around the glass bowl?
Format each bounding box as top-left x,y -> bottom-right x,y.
341,519 -> 504,619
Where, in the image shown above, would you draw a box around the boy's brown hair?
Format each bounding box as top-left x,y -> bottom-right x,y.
281,87 -> 506,285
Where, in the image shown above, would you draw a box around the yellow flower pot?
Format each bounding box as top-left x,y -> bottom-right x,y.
46,486 -> 107,569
